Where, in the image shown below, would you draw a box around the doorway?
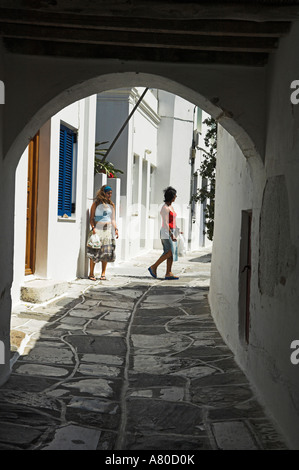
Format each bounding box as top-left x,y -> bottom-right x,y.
25,133 -> 39,275
239,210 -> 252,344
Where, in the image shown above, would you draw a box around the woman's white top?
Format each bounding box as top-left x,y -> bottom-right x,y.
94,203 -> 113,223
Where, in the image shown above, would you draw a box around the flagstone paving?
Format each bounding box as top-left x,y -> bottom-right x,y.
1,249 -> 288,450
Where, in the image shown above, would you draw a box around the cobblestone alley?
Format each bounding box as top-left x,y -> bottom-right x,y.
0,250 -> 287,450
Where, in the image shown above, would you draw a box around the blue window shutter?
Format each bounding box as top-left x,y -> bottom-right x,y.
58,125 -> 75,216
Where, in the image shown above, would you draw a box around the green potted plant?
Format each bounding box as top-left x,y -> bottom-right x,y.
94,141 -> 124,178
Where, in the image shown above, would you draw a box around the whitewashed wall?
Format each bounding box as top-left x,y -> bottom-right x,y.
190,110 -> 213,251
210,30 -> 299,446
96,88 -> 160,260
249,22 -> 299,448
47,96 -> 96,281
11,148 -> 28,306
12,95 -> 97,305
2,24 -> 299,446
155,90 -> 207,251
209,126 -> 254,342
96,88 -> 210,259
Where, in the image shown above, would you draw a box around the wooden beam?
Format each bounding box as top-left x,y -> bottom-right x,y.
0,23 -> 279,52
1,1 -> 299,22
3,37 -> 269,67
62,3 -> 299,22
0,8 -> 291,37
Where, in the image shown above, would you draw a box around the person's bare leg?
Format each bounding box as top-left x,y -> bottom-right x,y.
150,250 -> 172,277
166,255 -> 173,277
89,259 -> 96,280
101,261 -> 108,279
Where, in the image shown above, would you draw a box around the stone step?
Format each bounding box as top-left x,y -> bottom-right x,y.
20,279 -> 68,303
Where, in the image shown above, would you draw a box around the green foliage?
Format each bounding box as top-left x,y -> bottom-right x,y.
191,117 -> 217,241
94,141 -> 124,177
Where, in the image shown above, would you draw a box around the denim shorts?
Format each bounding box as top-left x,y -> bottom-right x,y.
160,227 -> 178,261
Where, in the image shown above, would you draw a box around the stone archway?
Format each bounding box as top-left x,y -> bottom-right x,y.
0,1 -> 298,448
5,72 -> 262,169
0,69 -> 261,388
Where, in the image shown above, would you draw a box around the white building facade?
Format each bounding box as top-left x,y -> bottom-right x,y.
12,88 -> 210,305
12,96 -> 97,306
95,87 -> 211,264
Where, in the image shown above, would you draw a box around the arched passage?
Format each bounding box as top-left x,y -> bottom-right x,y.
0,2 -> 299,449
5,71 -> 262,169
0,70 -> 261,392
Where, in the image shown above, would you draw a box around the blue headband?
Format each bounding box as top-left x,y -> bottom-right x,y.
104,186 -> 112,193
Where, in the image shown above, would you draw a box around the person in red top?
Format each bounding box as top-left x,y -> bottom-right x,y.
148,186 -> 179,280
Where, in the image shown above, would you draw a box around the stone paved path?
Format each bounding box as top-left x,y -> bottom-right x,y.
1,250 -> 288,450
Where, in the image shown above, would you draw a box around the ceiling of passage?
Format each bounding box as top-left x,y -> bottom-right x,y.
0,1 -> 299,66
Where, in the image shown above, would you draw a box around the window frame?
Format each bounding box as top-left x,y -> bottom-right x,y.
57,124 -> 77,218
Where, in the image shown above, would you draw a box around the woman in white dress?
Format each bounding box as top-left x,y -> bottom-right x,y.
87,185 -> 119,280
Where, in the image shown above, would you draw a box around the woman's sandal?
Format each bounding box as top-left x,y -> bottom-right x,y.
100,275 -> 107,280
148,267 -> 157,279
88,275 -> 97,281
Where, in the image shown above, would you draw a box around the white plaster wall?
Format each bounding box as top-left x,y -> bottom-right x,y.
77,95 -> 98,278
35,121 -> 51,279
209,20 -> 299,447
104,87 -> 199,259
95,89 -> 131,194
194,111 -> 215,249
129,89 -> 159,255
11,95 -> 97,300
209,126 -> 253,343
95,90 -> 130,260
95,88 -> 159,260
11,148 -> 28,305
155,90 -> 197,248
47,97 -> 96,281
1,33 -> 298,447
155,90 -> 174,201
247,22 -> 299,449
0,28 -> 272,390
170,116 -> 192,241
133,88 -> 158,167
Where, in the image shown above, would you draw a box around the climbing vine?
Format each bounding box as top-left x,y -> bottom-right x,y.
191,117 -> 217,241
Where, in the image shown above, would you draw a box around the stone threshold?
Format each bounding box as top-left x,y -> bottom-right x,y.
20,278 -> 68,303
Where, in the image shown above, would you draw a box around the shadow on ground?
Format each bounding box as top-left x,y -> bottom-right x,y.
189,254 -> 212,263
1,278 -> 287,450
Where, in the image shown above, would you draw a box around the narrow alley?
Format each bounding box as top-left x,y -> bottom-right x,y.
1,249 -> 287,451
